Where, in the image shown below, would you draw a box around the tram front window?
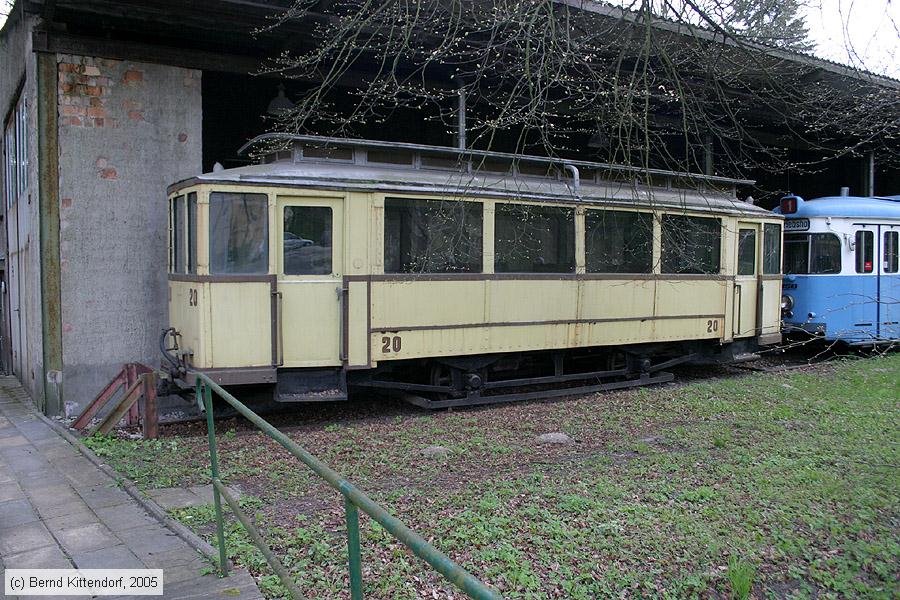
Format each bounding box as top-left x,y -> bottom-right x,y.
784,233 -> 841,275
209,192 -> 269,274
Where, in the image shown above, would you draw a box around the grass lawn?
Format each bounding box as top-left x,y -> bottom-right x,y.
85,355 -> 900,599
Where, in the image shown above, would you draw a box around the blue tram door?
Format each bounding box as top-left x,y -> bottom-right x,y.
880,226 -> 900,340
850,228 -> 879,342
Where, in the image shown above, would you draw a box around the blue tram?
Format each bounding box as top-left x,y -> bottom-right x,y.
775,194 -> 900,345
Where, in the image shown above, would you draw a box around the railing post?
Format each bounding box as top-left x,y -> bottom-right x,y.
345,496 -> 364,600
202,380 -> 228,577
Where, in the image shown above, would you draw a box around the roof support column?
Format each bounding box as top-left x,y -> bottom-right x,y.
37,50 -> 63,416
864,151 -> 875,197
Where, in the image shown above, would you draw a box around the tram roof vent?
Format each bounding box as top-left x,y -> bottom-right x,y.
240,134 -> 756,191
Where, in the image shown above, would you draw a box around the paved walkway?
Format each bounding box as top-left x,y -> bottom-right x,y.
0,376 -> 263,599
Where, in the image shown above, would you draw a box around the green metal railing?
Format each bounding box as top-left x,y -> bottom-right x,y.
196,373 -> 501,600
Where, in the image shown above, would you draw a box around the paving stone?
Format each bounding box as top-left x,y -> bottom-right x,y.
26,483 -> 81,505
78,486 -> 132,509
71,544 -> 144,569
0,467 -> 14,484
1,544 -> 72,569
140,546 -> 207,569
0,379 -> 263,600
42,508 -> 100,535
0,435 -> 28,449
94,504 -> 157,532
122,525 -> 189,559
163,562 -> 215,585
146,487 -> 205,510
189,484 -> 241,505
41,444 -> 81,460
0,521 -> 56,555
0,481 -> 25,502
54,522 -> 120,554
0,498 -> 39,527
1,452 -> 47,475
18,471 -> 70,490
33,495 -> 94,520
164,570 -> 264,600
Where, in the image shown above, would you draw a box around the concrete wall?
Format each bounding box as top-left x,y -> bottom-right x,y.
1,13 -> 45,406
57,54 -> 201,415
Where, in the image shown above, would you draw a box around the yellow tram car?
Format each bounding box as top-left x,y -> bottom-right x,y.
162,136 -> 783,407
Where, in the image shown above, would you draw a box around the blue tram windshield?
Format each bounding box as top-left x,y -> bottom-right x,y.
784,233 -> 841,275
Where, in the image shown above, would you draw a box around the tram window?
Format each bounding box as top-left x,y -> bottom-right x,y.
763,224 -> 781,274
283,206 -> 333,275
170,195 -> 185,273
494,203 -> 575,273
585,210 -> 652,273
660,215 -> 721,274
809,233 -> 841,274
855,230 -> 874,273
785,233 -> 842,275
885,231 -> 899,273
186,192 -> 197,274
784,234 -> 808,274
737,228 -> 757,276
384,198 -> 482,273
209,192 -> 269,274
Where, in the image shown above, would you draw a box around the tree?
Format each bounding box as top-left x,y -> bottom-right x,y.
257,0 -> 899,201
659,0 -> 814,52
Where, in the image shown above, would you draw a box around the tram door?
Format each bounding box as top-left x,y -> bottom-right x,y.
879,225 -> 899,339
276,197 -> 344,367
733,223 -> 760,337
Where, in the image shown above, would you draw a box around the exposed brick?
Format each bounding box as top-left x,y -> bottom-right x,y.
96,157 -> 108,168
66,117 -> 82,126
93,118 -> 105,127
178,133 -> 188,143
63,323 -> 73,333
61,198 -> 73,209
59,83 -> 74,94
122,70 -> 143,84
99,167 -> 117,180
83,86 -> 103,97
82,65 -> 101,77
127,110 -> 144,121
61,105 -> 85,116
89,97 -> 104,107
122,100 -> 142,110
58,63 -> 76,73
87,107 -> 107,118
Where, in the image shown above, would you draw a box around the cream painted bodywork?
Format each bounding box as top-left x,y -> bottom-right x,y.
168,183 -> 783,372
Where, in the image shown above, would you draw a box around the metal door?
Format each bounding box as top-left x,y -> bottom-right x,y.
276,196 -> 344,367
6,199 -> 22,377
733,223 -> 760,338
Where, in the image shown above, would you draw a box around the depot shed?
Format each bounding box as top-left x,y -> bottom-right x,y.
1,0 -> 898,415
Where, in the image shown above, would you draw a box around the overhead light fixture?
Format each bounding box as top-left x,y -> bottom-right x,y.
267,84 -> 295,117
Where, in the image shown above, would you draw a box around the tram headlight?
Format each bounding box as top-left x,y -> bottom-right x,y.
781,294 -> 794,318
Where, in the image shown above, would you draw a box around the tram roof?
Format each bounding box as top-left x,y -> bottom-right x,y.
173,135 -> 772,217
775,195 -> 900,219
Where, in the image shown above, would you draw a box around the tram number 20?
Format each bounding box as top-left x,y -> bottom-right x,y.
381,335 -> 402,353
188,288 -> 198,306
706,319 -> 720,333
